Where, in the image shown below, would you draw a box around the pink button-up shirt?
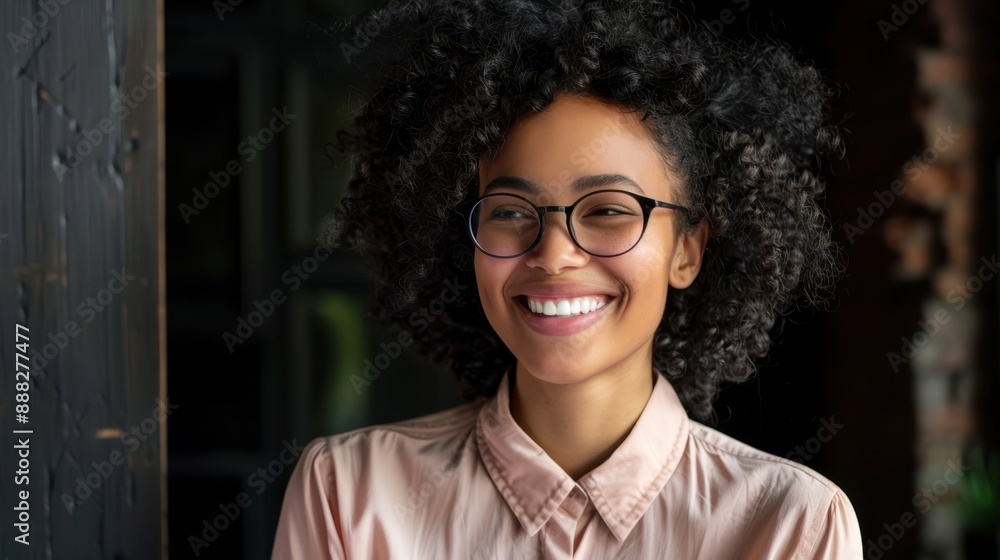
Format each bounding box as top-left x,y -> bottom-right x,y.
271,369 -> 863,559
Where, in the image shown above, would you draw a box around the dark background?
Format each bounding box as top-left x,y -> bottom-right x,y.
162,0 -> 1000,558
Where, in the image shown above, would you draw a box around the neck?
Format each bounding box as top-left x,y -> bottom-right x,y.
509,354 -> 656,480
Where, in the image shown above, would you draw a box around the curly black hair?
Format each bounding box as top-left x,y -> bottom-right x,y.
317,0 -> 845,421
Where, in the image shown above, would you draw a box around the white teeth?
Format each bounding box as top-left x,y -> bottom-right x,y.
524,296 -> 611,317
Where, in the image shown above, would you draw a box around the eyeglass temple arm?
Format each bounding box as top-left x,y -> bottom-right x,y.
651,200 -> 690,214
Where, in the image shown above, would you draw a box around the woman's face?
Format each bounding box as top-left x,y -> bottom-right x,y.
474,93 -> 707,386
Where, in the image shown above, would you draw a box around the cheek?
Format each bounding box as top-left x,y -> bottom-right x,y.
613,244 -> 671,302
474,253 -> 512,314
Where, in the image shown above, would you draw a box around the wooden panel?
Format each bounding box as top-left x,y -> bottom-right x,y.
0,0 -> 165,558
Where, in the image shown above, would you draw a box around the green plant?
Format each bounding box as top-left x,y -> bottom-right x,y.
956,446 -> 1000,531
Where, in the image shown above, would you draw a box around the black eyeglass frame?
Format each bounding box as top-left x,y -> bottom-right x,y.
464,189 -> 690,258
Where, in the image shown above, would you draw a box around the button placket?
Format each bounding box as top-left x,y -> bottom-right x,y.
544,484 -> 593,558
558,485 -> 587,518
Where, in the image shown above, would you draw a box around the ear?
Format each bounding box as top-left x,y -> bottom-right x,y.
668,221 -> 710,290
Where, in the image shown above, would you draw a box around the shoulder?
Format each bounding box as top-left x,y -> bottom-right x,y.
293,399 -> 485,480
683,421 -> 863,559
327,399 -> 483,451
686,420 -> 842,497
273,400 -> 488,558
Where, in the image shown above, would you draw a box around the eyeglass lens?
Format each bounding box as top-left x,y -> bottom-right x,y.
470,191 -> 646,257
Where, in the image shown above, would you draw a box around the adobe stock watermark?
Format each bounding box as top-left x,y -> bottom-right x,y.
865,459 -> 970,559
384,90 -> 493,191
54,65 -> 168,181
513,113 -> 633,208
549,235 -> 671,360
28,268 -> 136,372
877,0 -> 930,41
886,254 -> 998,372
188,439 -> 306,556
223,239 -> 330,353
6,0 -> 71,53
350,277 -> 470,394
212,0 -> 246,21
695,0 -> 751,43
843,126 -> 960,244
178,106 -> 296,224
785,417 -> 844,464
337,0 -> 418,64
394,462 -> 456,521
60,399 -> 179,512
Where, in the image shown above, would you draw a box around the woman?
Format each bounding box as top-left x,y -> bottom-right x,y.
272,0 -> 862,558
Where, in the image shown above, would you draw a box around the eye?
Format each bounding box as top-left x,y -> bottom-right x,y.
491,209 -> 528,219
488,205 -> 536,220
584,206 -> 635,217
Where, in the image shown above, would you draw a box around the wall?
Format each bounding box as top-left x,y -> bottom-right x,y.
0,0 -> 165,558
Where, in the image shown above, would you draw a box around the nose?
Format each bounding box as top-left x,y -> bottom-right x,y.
522,210 -> 590,273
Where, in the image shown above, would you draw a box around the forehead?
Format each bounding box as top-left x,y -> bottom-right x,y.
477,93 -> 676,201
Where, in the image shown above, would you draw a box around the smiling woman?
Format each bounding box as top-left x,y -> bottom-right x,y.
471,94 -> 711,478
271,0 -> 862,558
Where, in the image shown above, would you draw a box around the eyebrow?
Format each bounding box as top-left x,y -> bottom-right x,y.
482,174 -> 647,196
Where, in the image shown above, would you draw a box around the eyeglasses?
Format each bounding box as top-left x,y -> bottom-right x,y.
465,189 -> 689,258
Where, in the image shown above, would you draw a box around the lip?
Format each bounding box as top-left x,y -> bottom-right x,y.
513,293 -> 615,337
512,282 -> 618,299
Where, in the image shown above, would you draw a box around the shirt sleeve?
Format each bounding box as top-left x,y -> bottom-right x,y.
795,488 -> 864,560
271,437 -> 347,560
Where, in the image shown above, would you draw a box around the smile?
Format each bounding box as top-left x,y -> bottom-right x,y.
514,295 -> 616,337
520,295 -> 611,317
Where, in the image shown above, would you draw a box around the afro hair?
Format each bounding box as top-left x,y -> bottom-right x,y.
317,0 -> 845,421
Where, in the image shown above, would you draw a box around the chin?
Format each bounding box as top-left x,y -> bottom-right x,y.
519,366 -> 596,387
513,345 -> 605,385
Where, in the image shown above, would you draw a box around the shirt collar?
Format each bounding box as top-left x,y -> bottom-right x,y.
475,367 -> 690,542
